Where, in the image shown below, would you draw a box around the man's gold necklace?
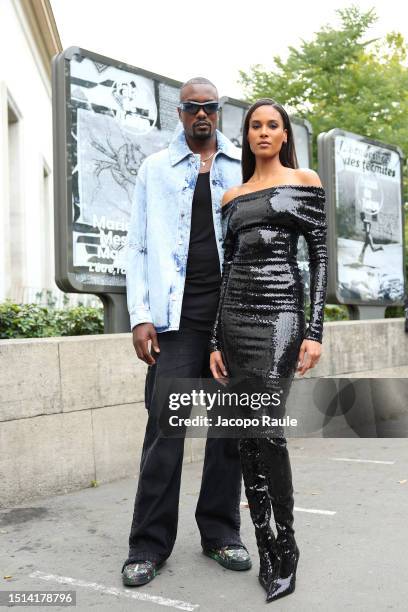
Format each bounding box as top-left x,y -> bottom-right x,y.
200,151 -> 216,167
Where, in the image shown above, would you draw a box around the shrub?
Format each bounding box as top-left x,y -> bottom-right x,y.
385,305 -> 405,318
0,300 -> 103,339
323,304 -> 349,321
55,306 -> 104,336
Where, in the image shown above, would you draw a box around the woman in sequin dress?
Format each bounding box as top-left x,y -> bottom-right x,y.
209,99 -> 328,603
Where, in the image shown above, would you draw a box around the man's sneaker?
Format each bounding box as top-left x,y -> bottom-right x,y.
122,560 -> 163,586
203,545 -> 252,571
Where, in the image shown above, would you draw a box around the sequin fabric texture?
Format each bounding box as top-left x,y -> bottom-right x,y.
210,184 -> 328,380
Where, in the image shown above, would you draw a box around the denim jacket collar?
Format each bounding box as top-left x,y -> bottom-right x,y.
168,124 -> 241,166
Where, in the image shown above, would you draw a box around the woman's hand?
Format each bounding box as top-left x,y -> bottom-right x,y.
297,339 -> 322,376
210,350 -> 228,382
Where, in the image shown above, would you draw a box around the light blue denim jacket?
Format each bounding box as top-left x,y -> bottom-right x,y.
126,126 -> 242,332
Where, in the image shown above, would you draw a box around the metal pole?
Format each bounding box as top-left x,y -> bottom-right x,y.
99,293 -> 130,333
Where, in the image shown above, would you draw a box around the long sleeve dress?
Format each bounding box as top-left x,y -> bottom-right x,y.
208,183 -> 328,600
210,184 -> 328,383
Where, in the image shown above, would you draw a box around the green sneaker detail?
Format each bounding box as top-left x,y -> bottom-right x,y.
203,545 -> 252,571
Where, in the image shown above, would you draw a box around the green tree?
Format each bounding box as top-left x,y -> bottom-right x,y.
239,5 -> 408,175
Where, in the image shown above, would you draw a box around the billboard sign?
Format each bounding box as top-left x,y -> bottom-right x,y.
53,47 -> 184,294
318,129 -> 405,305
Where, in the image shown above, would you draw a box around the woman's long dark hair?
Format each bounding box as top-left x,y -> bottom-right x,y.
241,98 -> 298,183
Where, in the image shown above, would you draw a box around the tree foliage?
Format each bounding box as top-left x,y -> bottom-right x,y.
239,5 -> 408,182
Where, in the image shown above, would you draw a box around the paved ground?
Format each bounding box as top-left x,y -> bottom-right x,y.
1,438 -> 407,611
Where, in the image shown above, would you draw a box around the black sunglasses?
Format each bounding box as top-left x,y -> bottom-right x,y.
178,101 -> 220,115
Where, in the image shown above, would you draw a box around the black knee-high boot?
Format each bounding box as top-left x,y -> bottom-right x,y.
260,437 -> 299,603
239,438 -> 281,592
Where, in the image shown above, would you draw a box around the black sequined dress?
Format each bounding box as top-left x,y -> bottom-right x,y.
210,184 -> 328,370
209,184 -> 328,600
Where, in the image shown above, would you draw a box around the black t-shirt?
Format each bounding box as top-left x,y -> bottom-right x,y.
179,172 -> 221,331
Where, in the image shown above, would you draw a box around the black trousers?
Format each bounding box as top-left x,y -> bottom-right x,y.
125,328 -> 243,565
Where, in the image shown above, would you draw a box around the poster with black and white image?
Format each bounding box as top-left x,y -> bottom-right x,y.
68,54 -> 177,287
334,134 -> 404,302
74,109 -> 172,277
70,55 -> 158,133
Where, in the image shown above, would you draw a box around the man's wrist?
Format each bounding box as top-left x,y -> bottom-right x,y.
130,311 -> 153,330
131,321 -> 153,332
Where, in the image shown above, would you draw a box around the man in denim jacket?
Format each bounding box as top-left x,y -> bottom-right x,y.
123,78 -> 251,586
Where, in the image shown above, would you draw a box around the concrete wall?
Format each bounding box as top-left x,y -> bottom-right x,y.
1,318 -> 407,507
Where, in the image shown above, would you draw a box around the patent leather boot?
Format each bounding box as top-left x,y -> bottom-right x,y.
261,437 -> 299,602
258,535 -> 281,593
239,439 -> 281,593
266,539 -> 299,602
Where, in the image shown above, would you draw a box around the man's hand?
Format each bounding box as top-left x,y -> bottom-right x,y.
297,339 -> 322,376
210,350 -> 228,383
132,323 -> 160,365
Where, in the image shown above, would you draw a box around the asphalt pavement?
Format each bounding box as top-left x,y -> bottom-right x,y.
1,438 -> 407,612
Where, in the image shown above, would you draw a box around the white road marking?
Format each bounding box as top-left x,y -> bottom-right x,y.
294,506 -> 336,515
330,457 -> 395,465
30,571 -> 199,611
